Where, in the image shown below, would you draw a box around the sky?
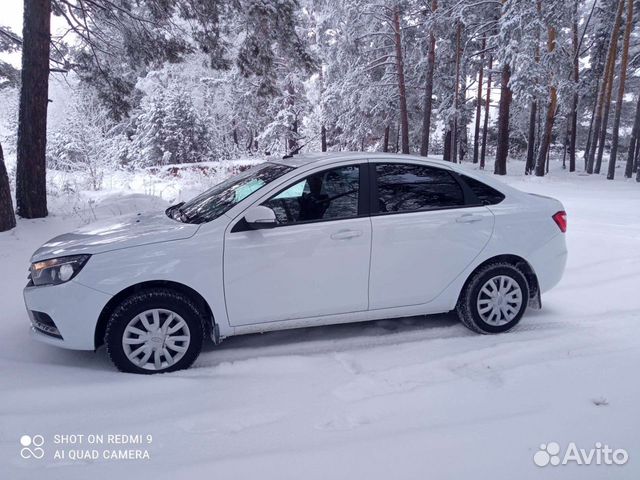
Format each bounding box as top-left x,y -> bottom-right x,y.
1,1 -> 23,66
1,1 -> 67,67
2,0 -> 23,32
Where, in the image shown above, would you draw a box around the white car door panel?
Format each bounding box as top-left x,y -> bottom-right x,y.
369,207 -> 494,309
224,218 -> 372,326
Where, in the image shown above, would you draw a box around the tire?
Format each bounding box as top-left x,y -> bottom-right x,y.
456,262 -> 529,334
105,289 -> 204,374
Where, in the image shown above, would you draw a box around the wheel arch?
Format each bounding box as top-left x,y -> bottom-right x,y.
460,254 -> 540,305
94,280 -> 217,349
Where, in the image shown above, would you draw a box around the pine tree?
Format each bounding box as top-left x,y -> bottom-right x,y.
0,142 -> 15,231
420,0 -> 437,156
472,36 -> 485,164
480,53 -> 492,170
16,0 -> 51,218
392,4 -> 410,154
606,0 -> 633,180
131,94 -> 167,167
535,26 -> 558,177
494,0 -> 512,176
625,95 -> 640,178
587,0 -> 624,174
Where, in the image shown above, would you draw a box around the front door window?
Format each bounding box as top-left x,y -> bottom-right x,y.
263,165 -> 360,224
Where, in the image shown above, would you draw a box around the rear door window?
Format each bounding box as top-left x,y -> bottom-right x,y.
374,163 -> 465,213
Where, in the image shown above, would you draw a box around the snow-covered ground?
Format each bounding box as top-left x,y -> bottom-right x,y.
1,160 -> 639,479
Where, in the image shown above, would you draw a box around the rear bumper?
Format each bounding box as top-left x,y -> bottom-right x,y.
23,280 -> 112,350
528,233 -> 568,293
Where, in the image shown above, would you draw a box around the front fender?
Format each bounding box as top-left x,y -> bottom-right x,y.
73,221 -> 232,338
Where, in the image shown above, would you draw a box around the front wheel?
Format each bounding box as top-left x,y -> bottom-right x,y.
456,263 -> 529,334
105,289 -> 204,374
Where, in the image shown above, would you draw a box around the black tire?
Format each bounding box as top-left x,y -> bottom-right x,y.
456,262 -> 529,334
105,289 -> 204,374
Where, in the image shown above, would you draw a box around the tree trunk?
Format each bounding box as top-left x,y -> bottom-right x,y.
443,129 -> 452,161
450,22 -> 462,163
561,128 -> 567,170
480,54 -> 493,170
16,0 -> 51,219
625,95 -> 640,178
394,122 -> 400,153
583,82 -> 600,170
546,143 -> 551,173
0,143 -> 16,232
319,66 -> 327,152
494,63 -> 511,175
232,120 -> 239,148
321,125 -> 327,152
458,58 -> 468,162
535,27 -> 558,177
582,28 -> 608,170
525,0 -> 542,175
525,101 -> 537,174
393,6 -> 410,154
382,125 -> 390,152
535,92 -> 557,177
286,82 -> 297,152
472,37 -> 485,164
594,70 -> 615,174
587,0 -> 623,173
606,0 -> 633,180
567,7 -> 579,172
420,0 -> 437,157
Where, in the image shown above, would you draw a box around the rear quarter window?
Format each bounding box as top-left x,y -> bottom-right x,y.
460,175 -> 505,205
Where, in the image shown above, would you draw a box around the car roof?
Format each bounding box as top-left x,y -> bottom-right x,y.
270,151 -> 457,170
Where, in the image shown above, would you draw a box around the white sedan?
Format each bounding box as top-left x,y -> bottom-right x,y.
24,153 -> 567,373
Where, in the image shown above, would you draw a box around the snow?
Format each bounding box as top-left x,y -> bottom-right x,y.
1,160 -> 640,479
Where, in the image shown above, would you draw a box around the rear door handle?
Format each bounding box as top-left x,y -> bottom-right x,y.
456,214 -> 483,224
331,229 -> 363,240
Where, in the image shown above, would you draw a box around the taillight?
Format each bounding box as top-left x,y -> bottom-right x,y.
552,211 -> 567,233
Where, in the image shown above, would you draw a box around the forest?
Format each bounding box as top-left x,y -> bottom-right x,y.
1,0 -> 639,232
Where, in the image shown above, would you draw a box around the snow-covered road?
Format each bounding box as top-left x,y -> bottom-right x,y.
1,166 -> 639,479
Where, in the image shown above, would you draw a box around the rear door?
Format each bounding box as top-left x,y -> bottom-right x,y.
224,163 -> 372,326
368,162 -> 494,310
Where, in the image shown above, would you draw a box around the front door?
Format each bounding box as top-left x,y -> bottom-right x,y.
224,164 -> 372,326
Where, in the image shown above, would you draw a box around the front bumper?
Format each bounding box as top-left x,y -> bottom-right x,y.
23,280 -> 112,350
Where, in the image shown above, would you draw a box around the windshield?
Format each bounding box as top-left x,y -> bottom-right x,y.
172,163 -> 293,224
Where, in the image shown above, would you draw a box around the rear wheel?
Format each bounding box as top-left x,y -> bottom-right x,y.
105,289 -> 204,374
456,263 -> 529,334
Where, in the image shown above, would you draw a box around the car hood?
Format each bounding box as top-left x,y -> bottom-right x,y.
31,212 -> 200,262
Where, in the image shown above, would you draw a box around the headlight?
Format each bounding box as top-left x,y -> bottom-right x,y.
30,255 -> 91,286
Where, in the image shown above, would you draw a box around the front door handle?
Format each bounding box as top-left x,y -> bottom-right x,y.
456,214 -> 483,224
331,229 -> 363,240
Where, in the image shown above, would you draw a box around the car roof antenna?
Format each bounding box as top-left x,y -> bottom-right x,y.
282,132 -> 321,159
282,143 -> 306,159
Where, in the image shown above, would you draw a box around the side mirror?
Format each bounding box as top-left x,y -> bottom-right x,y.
244,205 -> 278,229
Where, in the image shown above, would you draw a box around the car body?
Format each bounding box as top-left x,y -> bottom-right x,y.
24,152 -> 568,373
